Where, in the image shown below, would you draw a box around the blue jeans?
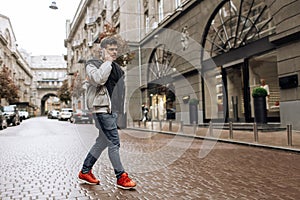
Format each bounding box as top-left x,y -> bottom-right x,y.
81,113 -> 125,178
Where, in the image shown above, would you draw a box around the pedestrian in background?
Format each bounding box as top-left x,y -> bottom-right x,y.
78,37 -> 136,189
260,78 -> 270,110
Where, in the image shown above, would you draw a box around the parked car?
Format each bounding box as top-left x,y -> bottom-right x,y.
58,108 -> 73,121
70,109 -> 93,124
48,110 -> 60,119
0,110 -> 8,130
19,110 -> 29,120
3,105 -> 21,126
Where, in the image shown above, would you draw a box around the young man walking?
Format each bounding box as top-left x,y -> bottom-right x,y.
78,37 -> 136,189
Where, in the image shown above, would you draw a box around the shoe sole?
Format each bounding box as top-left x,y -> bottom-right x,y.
78,178 -> 99,185
116,184 -> 136,190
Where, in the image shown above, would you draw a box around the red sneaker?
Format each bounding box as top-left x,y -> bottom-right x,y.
117,172 -> 136,189
78,170 -> 100,185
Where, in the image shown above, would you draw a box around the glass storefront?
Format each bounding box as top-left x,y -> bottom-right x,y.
224,63 -> 245,122
249,51 -> 280,120
148,84 -> 176,121
204,66 -> 224,121
203,50 -> 280,122
202,0 -> 278,123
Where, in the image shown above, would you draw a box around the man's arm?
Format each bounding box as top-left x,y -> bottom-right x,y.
86,61 -> 112,86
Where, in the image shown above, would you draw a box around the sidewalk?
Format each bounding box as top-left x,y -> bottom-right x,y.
128,121 -> 300,152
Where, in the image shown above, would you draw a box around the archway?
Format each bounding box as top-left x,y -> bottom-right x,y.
146,44 -> 176,120
41,93 -> 59,115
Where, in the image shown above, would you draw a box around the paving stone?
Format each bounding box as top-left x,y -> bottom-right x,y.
0,117 -> 299,199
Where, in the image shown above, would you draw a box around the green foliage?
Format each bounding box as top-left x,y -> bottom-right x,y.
0,66 -> 19,103
189,98 -> 199,105
252,87 -> 267,97
57,79 -> 71,104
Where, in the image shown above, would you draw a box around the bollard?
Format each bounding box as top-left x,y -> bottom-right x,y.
253,122 -> 258,142
287,124 -> 293,146
193,121 -> 197,135
180,121 -> 184,133
159,120 -> 162,131
138,120 -> 141,127
151,120 -> 153,130
229,121 -> 233,139
209,121 -> 213,136
169,120 -> 172,131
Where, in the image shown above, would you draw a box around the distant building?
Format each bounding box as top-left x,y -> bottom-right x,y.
30,55 -> 67,115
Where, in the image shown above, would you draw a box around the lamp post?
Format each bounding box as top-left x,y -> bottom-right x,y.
49,1 -> 58,9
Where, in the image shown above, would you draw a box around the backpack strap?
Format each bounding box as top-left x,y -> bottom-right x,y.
86,59 -> 103,69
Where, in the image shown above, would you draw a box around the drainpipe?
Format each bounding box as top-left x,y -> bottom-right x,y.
138,0 -> 143,116
138,0 -> 142,87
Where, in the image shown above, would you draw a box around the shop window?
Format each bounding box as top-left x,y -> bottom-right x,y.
249,51 -> 280,117
204,66 -> 224,119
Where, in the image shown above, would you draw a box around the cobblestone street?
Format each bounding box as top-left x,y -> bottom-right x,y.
0,117 -> 300,199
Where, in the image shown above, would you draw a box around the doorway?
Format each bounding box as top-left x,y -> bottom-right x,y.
223,64 -> 246,122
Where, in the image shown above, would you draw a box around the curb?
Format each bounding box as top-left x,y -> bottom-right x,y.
126,127 -> 300,153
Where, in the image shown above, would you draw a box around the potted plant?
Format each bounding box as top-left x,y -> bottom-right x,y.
189,98 -> 199,124
252,87 -> 268,124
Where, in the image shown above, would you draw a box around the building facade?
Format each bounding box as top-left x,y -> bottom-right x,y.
66,0 -> 300,129
0,14 -> 34,113
29,55 -> 67,115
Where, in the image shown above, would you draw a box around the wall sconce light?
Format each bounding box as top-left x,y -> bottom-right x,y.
182,95 -> 190,104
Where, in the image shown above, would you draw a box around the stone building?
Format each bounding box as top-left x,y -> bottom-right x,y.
0,14 -> 34,110
65,0 -> 300,129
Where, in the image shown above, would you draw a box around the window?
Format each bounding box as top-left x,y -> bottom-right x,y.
158,0 -> 164,22
203,0 -> 275,57
175,0 -> 181,8
112,0 -> 118,12
145,11 -> 150,33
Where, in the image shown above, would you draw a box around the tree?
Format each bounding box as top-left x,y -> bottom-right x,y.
0,66 -> 19,103
57,79 -> 71,105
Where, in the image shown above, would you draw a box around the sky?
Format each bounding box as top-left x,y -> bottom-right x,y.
0,0 -> 81,56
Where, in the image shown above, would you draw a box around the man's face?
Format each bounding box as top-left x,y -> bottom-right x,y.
105,44 -> 118,60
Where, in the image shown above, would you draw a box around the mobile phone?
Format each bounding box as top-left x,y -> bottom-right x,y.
100,48 -> 105,58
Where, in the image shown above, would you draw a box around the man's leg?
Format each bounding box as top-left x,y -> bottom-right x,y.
97,113 -> 125,178
78,114 -> 108,185
81,129 -> 109,173
98,113 -> 136,189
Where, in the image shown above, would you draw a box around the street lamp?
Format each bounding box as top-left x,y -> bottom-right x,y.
49,1 -> 58,9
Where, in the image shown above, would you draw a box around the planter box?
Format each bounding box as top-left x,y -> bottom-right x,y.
254,96 -> 267,124
189,104 -> 198,124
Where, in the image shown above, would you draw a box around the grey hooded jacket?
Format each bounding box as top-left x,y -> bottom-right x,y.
85,59 -> 112,113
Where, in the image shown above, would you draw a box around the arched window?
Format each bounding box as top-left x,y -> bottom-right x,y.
203,0 -> 275,57
148,44 -> 175,82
